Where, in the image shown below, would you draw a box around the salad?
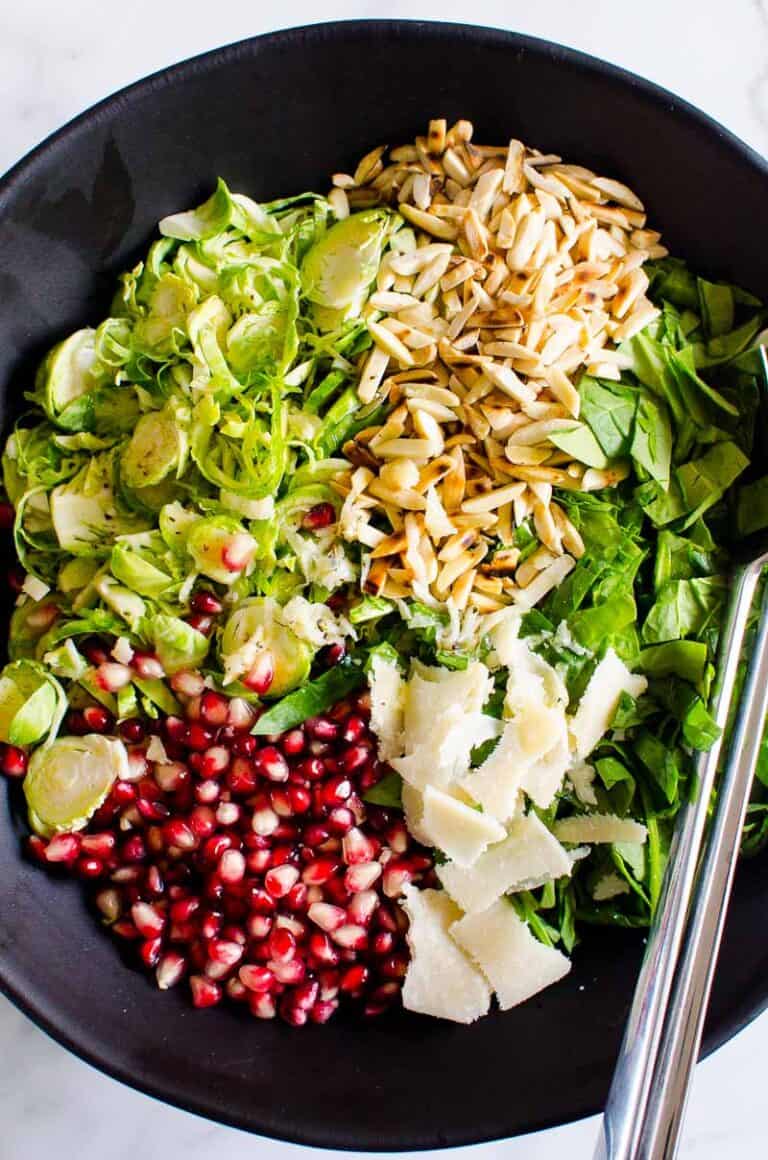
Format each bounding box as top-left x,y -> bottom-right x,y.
1,117 -> 766,1026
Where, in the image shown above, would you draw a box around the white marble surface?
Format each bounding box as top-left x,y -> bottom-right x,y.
1,1 -> 768,1157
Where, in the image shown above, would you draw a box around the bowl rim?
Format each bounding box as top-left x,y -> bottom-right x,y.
1,19 -> 767,1149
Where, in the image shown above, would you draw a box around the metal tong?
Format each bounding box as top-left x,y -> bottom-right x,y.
595,347 -> 768,1160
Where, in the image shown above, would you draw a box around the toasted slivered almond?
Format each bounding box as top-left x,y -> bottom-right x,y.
480,547 -> 520,576
513,554 -> 576,607
370,531 -> 408,558
370,291 -> 422,312
398,204 -> 459,240
461,483 -> 526,513
504,444 -> 552,466
413,251 -> 453,298
375,438 -> 436,461
328,187 -> 350,219
505,417 -> 578,449
435,542 -> 489,594
590,176 -> 644,211
367,320 -> 415,367
503,139 -> 525,194
551,502 -> 585,558
357,345 -> 391,403
367,479 -> 427,510
438,528 -> 478,562
545,366 -> 580,417
450,568 -> 477,611
379,459 -> 420,491
581,462 -> 632,491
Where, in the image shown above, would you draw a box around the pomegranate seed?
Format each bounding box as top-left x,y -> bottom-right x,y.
239,964 -> 273,992
133,652 -> 164,679
309,999 -> 338,1024
318,968 -> 340,1000
113,920 -> 140,940
270,957 -> 306,985
65,709 -> 86,735
285,882 -> 309,913
340,744 -> 370,773
189,805 -> 217,839
306,716 -> 340,742
227,698 -> 255,731
270,788 -> 294,818
320,642 -> 346,667
301,858 -> 339,886
82,704 -> 114,733
247,914 -> 273,939
341,714 -> 367,744
156,952 -> 186,990
192,690 -> 226,728
295,757 -> 325,782
189,975 -> 222,1008
372,930 -> 395,956
348,889 -> 379,925
218,849 -> 246,884
163,716 -> 188,744
303,823 -> 331,847
331,924 -> 368,950
308,902 -> 346,932
131,901 -> 165,938
246,848 -> 272,874
137,797 -> 170,822
293,979 -> 320,1011
95,662 -> 131,692
76,855 -> 105,878
345,862 -> 382,892
243,650 -> 275,695
225,756 -> 255,796
140,937 -> 162,968
170,670 -> 206,697
302,502 -> 335,530
327,807 -> 354,835
249,991 -> 277,1019
186,723 -> 214,751
81,640 -> 109,666
208,939 -> 243,968
342,828 -> 376,865
289,786 -> 312,814
195,779 -> 220,805
264,864 -> 299,899
251,804 -> 279,837
253,746 -> 289,783
118,718 -> 144,745
308,932 -> 340,966
0,744 -> 28,779
200,911 -> 223,940
226,977 -> 248,1002
95,888 -> 122,923
281,729 -> 305,756
324,875 -> 350,906
200,746 -> 229,778
186,613 -> 213,635
216,801 -> 241,827
321,773 -> 352,808
170,897 -> 200,923
154,762 -> 188,793
45,833 -> 81,863
192,590 -> 223,615
202,834 -> 235,865
232,734 -> 257,757
383,862 -> 413,898
340,964 -> 370,994
249,888 -> 278,915
221,532 -> 257,572
268,927 -> 296,963
385,820 -> 409,855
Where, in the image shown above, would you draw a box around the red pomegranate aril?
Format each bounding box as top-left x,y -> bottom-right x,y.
189,805 -> 217,839
380,953 -> 408,980
340,743 -> 372,774
133,652 -> 164,679
309,999 -> 338,1024
131,901 -> 166,938
301,858 -> 339,887
270,957 -> 306,985
170,670 -> 206,698
247,913 -> 273,939
326,806 -> 354,836
242,650 -> 275,695
0,743 -> 27,779
185,723 -> 215,751
113,780 -> 138,806
79,832 -> 115,859
348,889 -> 380,926
372,930 -> 396,957
383,862 -> 413,898
140,936 -> 163,968
225,757 -> 256,797
0,500 -> 15,529
156,951 -> 186,990
295,756 -> 325,782
385,819 -> 409,855
186,613 -> 214,635
170,897 -> 200,924
118,718 -> 146,744
341,714 -> 367,744
95,662 -> 132,693
308,932 -> 340,966
249,991 -> 277,1019
293,978 -> 320,1011
113,920 -> 140,940
317,968 -> 341,1000
137,797 -> 170,822
305,716 -> 340,742
345,861 -> 382,892
288,786 -> 312,814
268,927 -> 296,963
246,849 -> 272,875
253,746 -> 289,783
192,690 -> 226,729
264,864 -> 299,899
270,788 -> 293,818
239,964 -> 273,992
320,642 -> 346,668
308,902 -> 346,932
284,882 -> 309,913
302,502 -> 335,530
202,834 -> 235,865
251,803 -> 279,837
191,590 -> 223,615
216,801 -> 241,827
321,773 -> 352,809
331,923 -> 368,950
303,823 -> 331,848
208,939 -> 243,968
340,964 -> 369,994
342,827 -> 376,866
95,887 -> 122,923
82,704 -> 114,733
227,977 -> 248,1002
323,875 -> 350,907
218,848 -> 246,884
227,698 -> 255,731
221,533 -> 257,572
195,779 -> 220,805
281,729 -> 305,756
199,745 -> 228,778
163,716 -> 188,745
200,911 -> 223,940
76,856 -> 105,879
45,833 -> 81,864
190,975 -> 222,1008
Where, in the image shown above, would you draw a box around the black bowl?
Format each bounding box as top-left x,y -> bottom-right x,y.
1,20 -> 768,1151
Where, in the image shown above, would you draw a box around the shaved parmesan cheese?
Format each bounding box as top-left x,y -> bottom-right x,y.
554,813 -> 648,845
22,575 -> 50,602
451,900 -> 571,1009
520,718 -> 571,809
401,886 -> 491,1023
438,812 -> 572,912
392,712 -> 501,790
568,761 -> 598,806
570,649 -> 647,759
592,873 -> 631,901
400,783 -> 432,846
502,636 -> 568,713
111,636 -> 134,665
403,661 -> 494,750
421,786 -> 506,868
368,654 -> 405,761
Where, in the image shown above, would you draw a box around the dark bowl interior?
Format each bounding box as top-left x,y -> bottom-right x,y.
1,20 -> 768,1151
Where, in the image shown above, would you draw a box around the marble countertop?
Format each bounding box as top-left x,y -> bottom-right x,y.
2,2 -> 767,1157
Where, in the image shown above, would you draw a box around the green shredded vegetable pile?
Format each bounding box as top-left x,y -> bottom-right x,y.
1,175 -> 767,956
